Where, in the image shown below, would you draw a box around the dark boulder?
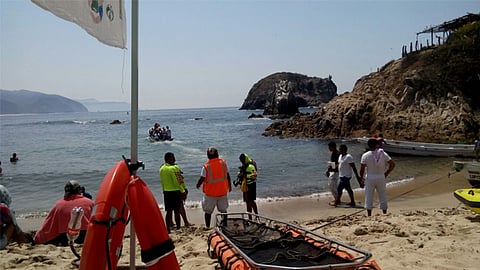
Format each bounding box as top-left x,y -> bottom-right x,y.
240,72 -> 337,111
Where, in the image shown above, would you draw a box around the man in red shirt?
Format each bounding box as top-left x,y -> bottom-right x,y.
34,180 -> 94,246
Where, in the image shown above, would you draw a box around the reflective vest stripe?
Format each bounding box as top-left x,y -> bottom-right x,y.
205,161 -> 227,184
203,159 -> 229,197
245,164 -> 257,184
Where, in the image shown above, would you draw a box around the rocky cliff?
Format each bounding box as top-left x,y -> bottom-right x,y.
263,21 -> 480,143
0,89 -> 88,114
240,72 -> 337,111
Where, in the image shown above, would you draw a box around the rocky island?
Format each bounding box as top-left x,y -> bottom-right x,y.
261,15 -> 480,143
240,72 -> 337,117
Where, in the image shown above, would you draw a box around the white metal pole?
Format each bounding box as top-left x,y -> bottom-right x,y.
130,0 -> 139,269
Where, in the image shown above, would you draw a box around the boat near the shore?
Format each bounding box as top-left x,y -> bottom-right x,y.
465,162 -> 480,187
454,188 -> 480,214
207,212 -> 380,269
357,137 -> 475,157
452,161 -> 480,187
148,135 -> 174,142
147,127 -> 174,142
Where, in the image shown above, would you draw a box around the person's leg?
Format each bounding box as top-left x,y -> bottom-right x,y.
243,191 -> 250,212
377,179 -> 388,214
165,210 -> 173,231
180,202 -> 192,226
164,192 -> 175,228
204,213 -> 212,228
248,183 -> 258,214
217,195 -> 229,226
250,201 -> 258,214
328,173 -> 338,203
174,209 -> 181,230
202,195 -> 215,228
344,179 -> 355,205
364,178 -> 375,216
335,177 -> 347,205
45,233 -> 69,246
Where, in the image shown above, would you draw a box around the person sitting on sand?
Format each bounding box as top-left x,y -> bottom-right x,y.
0,184 -> 31,249
34,180 -> 94,246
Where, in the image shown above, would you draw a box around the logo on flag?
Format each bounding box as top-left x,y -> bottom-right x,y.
32,0 -> 126,49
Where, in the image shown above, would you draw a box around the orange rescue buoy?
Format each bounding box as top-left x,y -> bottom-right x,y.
127,176 -> 180,269
79,160 -> 131,270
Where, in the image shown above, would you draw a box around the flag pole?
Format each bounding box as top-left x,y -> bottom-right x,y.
130,0 -> 139,269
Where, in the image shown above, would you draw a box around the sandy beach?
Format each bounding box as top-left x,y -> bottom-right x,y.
2,164 -> 479,270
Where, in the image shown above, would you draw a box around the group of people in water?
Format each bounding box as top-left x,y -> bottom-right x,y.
148,123 -> 172,141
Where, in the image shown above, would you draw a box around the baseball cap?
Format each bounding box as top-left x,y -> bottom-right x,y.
64,180 -> 81,196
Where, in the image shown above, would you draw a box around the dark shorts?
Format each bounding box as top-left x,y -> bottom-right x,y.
243,182 -> 257,202
45,230 -> 87,246
163,191 -> 182,211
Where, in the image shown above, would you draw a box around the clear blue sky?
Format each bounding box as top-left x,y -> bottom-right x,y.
1,0 -> 478,110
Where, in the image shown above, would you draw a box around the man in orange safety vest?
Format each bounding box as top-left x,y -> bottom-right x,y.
196,147 -> 232,229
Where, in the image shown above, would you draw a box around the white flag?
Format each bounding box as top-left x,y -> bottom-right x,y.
32,0 -> 126,49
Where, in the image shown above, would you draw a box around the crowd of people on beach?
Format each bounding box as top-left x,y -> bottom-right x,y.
0,138 -> 399,249
1,136 -> 397,250
0,146 -> 258,249
12,132 -> 480,249
325,136 -> 395,216
11,132 -> 480,250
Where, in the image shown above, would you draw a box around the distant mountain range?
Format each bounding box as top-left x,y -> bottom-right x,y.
0,89 -> 130,114
77,98 -> 130,112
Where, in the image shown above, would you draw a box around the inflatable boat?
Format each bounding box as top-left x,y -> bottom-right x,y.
207,212 -> 381,270
465,162 -> 480,188
454,188 -> 480,214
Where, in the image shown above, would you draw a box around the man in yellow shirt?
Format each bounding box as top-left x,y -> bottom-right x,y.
159,152 -> 186,232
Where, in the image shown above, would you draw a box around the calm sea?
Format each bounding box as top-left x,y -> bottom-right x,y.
0,107 -> 455,217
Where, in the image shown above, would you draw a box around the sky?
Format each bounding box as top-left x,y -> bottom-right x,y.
1,0 -> 479,110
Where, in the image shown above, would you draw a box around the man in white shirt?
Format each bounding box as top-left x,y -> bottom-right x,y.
334,144 -> 361,207
360,139 -> 395,216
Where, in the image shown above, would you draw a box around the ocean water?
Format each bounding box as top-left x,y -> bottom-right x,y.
0,107 -> 455,217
